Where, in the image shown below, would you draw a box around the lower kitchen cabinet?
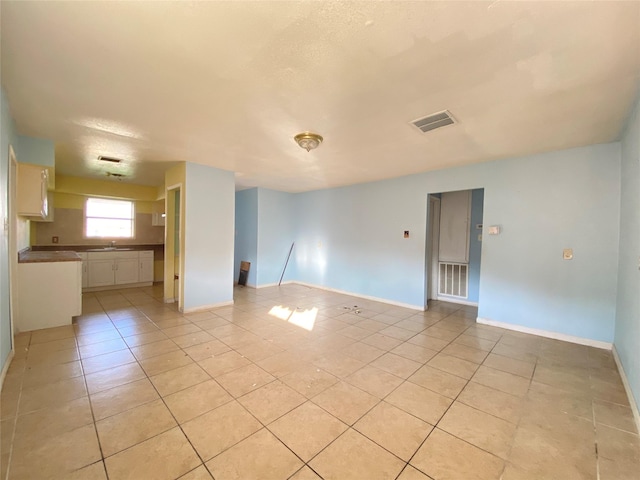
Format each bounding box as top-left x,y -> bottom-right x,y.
85,250 -> 154,289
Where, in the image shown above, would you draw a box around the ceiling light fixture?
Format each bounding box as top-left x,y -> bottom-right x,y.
294,132 -> 323,152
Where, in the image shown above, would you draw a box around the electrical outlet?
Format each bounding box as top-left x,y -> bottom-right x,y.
404,231 -> 410,238
563,248 -> 573,260
52,236 -> 59,244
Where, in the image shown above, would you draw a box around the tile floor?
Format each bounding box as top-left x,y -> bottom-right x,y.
1,284 -> 638,480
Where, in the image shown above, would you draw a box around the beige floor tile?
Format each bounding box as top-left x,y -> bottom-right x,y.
408,364 -> 468,399
281,364 -> 339,398
24,347 -> 79,367
407,333 -> 450,351
533,364 -> 591,395
105,427 -> 200,480
312,381 -> 379,425
197,350 -> 251,377
361,333 -> 404,351
138,349 -> 193,376
179,465 -> 214,480
453,334 -> 497,352
471,365 -> 531,397
441,342 -> 488,364
237,380 -> 306,424
411,428 -> 504,480
182,339 -> 231,361
82,349 -> 136,375
257,351 -> 311,377
439,401 -> 516,458
85,362 -> 146,394
312,354 -> 366,378
165,379 -> 232,424
386,381 -> 452,425
27,337 -> 77,355
354,401 -> 433,461
269,401 -> 348,461
9,424 -> 101,480
12,396 -> 93,452
130,339 -> 180,360
79,338 -> 128,359
182,400 -> 261,460
289,466 -> 323,480
594,399 -> 638,434
149,362 -> 210,397
396,465 -> 432,479
49,461 -> 108,480
97,399 -> 177,457
30,325 -> 76,344
116,323 -> 159,338
370,353 -> 422,379
596,424 -> 640,480
525,381 -> 592,419
341,341 -> 385,363
206,428 -> 303,479
591,377 -> 632,405
123,330 -> 168,348
22,360 -> 83,388
458,381 -> 523,424
427,353 -> 479,379
215,363 -> 275,397
18,376 -> 87,414
423,325 -> 460,342
309,428 -> 405,480
171,330 -> 215,349
345,365 -> 404,398
90,378 -> 159,420
482,353 -> 535,379
76,329 -> 122,346
391,342 -> 438,363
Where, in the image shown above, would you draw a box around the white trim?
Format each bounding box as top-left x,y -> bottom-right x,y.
476,317 -> 613,350
436,296 -> 478,307
0,350 -> 15,391
184,300 -> 234,314
255,281 -> 293,289
612,346 -> 640,435
164,297 -> 175,304
82,281 -> 153,293
294,281 -> 424,311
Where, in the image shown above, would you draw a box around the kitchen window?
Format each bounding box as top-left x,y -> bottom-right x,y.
85,197 -> 135,238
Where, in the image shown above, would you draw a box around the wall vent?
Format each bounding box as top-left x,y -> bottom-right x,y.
410,110 -> 456,133
98,156 -> 123,163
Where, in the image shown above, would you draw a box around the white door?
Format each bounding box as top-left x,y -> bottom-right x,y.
438,190 -> 471,263
115,258 -> 139,285
87,260 -> 115,287
427,196 -> 441,301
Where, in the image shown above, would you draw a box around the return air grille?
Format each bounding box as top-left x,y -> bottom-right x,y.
411,110 -> 456,133
438,262 -> 468,299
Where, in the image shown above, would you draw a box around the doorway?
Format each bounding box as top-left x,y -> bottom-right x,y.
164,185 -> 183,312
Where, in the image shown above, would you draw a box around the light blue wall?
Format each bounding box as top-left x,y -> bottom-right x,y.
468,189 -> 484,303
15,135 -> 54,166
0,88 -> 16,374
183,162 -> 235,310
256,188 -> 295,286
292,143 -> 621,342
234,188 -> 258,287
614,94 -> 640,412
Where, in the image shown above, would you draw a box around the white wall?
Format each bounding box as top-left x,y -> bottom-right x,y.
183,162 -> 235,311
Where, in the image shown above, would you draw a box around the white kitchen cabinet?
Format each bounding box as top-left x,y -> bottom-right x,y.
115,257 -> 139,284
139,251 -> 154,283
17,163 -> 48,218
78,252 -> 88,288
85,250 -> 154,290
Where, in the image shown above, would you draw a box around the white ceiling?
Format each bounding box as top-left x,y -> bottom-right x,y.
2,1 -> 639,192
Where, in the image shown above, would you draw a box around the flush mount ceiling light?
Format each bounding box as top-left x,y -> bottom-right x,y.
294,132 -> 323,152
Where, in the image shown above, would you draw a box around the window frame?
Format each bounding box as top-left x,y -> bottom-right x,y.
84,197 -> 136,239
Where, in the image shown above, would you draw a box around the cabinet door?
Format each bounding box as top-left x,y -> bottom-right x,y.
82,260 -> 88,288
139,257 -> 154,283
115,258 -> 139,285
17,163 -> 48,218
87,260 -> 115,287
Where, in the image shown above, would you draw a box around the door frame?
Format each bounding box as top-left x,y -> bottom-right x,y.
8,146 -> 18,348
426,195 -> 441,306
164,183 -> 184,312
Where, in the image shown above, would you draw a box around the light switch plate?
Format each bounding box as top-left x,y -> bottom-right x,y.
488,225 -> 501,235
563,248 -> 573,260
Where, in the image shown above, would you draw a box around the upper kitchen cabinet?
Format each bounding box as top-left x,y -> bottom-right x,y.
17,163 -> 49,219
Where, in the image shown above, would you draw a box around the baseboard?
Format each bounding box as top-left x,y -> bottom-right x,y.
476,317 -> 613,350
184,300 -> 234,314
255,281 -> 293,289
436,296 -> 478,307
83,281 -> 153,293
0,349 -> 15,391
294,281 -> 424,311
612,346 -> 640,435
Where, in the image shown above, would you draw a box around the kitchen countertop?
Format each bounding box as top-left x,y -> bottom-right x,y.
19,250 -> 82,263
31,244 -> 164,252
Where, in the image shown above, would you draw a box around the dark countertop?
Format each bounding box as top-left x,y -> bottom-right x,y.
19,250 -> 82,263
31,244 -> 164,252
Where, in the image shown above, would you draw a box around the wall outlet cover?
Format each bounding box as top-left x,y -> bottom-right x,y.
563,248 -> 573,260
404,230 -> 410,238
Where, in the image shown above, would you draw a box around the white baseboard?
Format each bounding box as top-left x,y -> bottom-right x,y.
83,281 -> 153,293
294,281 -> 424,311
255,281 -> 293,289
184,300 -> 234,314
476,317 -> 613,350
436,296 -> 478,307
0,349 -> 15,391
612,346 -> 640,435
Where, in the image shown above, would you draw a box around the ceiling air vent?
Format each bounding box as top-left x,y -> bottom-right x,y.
410,110 -> 456,134
98,155 -> 123,163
